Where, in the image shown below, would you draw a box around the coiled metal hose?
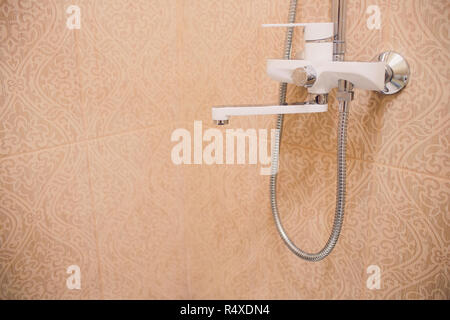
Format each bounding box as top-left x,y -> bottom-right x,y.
270,0 -> 350,261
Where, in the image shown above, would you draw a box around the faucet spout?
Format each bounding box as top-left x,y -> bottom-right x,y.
212,102 -> 328,125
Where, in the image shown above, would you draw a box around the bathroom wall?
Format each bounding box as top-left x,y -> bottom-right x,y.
0,0 -> 448,299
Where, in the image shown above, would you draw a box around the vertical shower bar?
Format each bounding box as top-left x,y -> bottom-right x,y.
332,0 -> 346,61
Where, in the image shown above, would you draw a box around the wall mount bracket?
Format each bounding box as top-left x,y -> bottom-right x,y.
378,51 -> 410,95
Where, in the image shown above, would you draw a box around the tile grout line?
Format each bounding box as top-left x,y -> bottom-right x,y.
0,123 -> 177,161
1,122 -> 448,184
73,10 -> 105,299
84,142 -> 105,299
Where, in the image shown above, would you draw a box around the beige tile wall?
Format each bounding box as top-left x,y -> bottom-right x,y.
0,0 -> 448,299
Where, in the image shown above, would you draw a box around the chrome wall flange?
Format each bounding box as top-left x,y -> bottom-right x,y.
378,51 -> 410,95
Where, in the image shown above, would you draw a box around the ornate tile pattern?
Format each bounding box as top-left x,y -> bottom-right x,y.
0,0 -> 448,299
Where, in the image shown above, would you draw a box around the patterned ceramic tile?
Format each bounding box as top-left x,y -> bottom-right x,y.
184,143 -> 448,299
359,165 -> 449,298
184,144 -> 367,299
0,0 -> 448,299
0,0 -> 86,157
77,0 -> 178,138
88,125 -> 188,299
0,143 -> 101,299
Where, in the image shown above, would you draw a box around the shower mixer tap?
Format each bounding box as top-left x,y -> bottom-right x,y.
211,23 -> 410,124
211,0 -> 410,262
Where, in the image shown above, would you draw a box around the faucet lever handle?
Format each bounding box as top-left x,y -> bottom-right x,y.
292,66 -> 316,87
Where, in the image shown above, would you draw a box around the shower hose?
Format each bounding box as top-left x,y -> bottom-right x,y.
270,0 -> 349,261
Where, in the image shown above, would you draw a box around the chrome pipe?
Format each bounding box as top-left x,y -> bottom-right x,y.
332,0 -> 346,61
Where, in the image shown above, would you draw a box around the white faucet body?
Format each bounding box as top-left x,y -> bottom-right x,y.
210,22 -> 407,124
267,59 -> 386,94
